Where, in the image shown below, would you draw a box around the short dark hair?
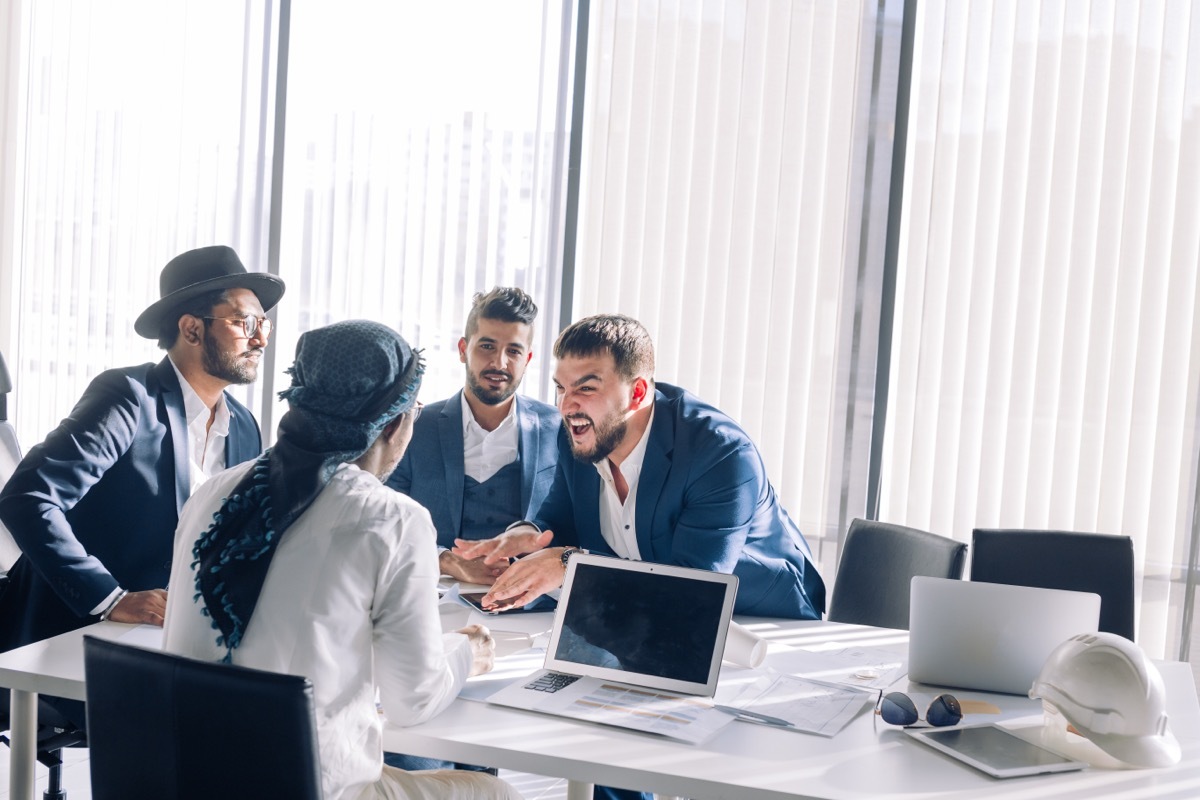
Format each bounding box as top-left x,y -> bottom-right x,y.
155,288 -> 230,350
553,314 -> 655,382
464,287 -> 539,339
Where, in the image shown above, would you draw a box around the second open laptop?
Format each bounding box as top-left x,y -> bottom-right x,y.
908,576 -> 1102,695
485,552 -> 739,743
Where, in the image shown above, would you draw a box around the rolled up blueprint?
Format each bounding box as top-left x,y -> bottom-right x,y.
723,620 -> 768,668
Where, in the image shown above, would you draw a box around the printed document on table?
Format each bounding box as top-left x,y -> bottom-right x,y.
765,643 -> 907,691
563,682 -> 735,744
729,673 -> 876,737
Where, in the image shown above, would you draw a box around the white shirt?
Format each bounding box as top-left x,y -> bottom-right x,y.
594,406 -> 655,560
164,461 -> 472,800
461,392 -> 519,483
167,356 -> 229,492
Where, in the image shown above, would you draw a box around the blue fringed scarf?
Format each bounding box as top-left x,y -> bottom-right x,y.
192,320 -> 424,661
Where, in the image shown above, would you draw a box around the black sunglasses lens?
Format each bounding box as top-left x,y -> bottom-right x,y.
926,694 -> 963,727
880,692 -> 919,726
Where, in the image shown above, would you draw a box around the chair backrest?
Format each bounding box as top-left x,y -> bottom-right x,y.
0,349 -> 22,573
969,528 -> 1136,641
0,422 -> 24,574
826,518 -> 967,630
84,636 -> 324,800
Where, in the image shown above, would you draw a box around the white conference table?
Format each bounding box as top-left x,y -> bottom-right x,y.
384,607 -> 1200,799
2,614 -> 1199,800
0,620 -> 141,800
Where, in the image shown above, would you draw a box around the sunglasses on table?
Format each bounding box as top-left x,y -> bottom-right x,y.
875,690 -> 963,728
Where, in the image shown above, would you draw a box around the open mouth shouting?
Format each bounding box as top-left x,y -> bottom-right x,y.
565,414 -> 594,441
564,412 -> 626,463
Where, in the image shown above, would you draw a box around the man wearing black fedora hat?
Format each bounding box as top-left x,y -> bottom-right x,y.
0,246 -> 285,684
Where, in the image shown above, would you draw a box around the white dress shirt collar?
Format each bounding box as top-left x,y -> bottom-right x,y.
167,356 -> 230,490
460,391 -> 520,483
595,404 -> 655,560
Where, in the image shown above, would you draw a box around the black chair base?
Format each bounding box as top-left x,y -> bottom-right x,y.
1,694 -> 88,800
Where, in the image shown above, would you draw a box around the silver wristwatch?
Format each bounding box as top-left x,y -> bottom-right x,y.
560,547 -> 583,568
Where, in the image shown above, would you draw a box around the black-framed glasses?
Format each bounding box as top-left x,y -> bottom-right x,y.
204,314 -> 273,339
875,690 -> 962,728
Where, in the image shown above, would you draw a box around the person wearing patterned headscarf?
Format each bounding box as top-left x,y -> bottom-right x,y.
164,320 -> 522,800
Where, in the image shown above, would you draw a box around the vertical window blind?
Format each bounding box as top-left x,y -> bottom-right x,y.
268,1 -> 574,430
883,0 -> 1200,658
1,0 -> 574,447
5,0 -> 1200,664
570,0 -> 884,571
3,0 -> 277,438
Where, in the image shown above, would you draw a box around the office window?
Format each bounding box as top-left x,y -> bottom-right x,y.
0,0 -> 279,441
569,0 -> 897,571
5,0 -> 1200,669
267,1 -> 574,434
0,0 -> 575,446
882,1 -> 1200,659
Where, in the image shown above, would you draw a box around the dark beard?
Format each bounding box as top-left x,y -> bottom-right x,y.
566,413 -> 628,464
202,330 -> 259,385
466,368 -> 516,406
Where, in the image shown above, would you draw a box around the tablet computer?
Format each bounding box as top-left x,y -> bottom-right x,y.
905,724 -> 1088,778
459,590 -> 557,615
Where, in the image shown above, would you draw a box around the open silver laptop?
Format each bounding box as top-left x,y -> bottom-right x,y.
486,553 -> 738,741
908,576 -> 1101,695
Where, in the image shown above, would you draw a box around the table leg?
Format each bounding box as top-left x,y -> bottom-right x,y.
566,779 -> 594,799
9,687 -> 37,800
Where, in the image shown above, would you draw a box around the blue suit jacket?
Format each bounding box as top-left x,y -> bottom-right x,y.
386,391 -> 561,549
0,358 -> 262,649
535,383 -> 826,620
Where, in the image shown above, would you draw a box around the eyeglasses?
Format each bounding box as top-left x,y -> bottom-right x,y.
204,314 -> 273,339
875,691 -> 962,728
409,401 -> 424,422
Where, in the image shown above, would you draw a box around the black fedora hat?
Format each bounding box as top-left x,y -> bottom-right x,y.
134,246 -> 286,339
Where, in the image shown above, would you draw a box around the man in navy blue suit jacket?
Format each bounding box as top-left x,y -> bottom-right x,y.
0,246 -> 285,658
455,313 -> 825,800
457,313 -> 826,621
386,287 -> 559,584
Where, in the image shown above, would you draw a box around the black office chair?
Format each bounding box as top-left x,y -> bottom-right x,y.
0,349 -> 88,800
83,636 -> 324,800
0,347 -> 20,574
969,528 -> 1136,641
826,518 -> 967,630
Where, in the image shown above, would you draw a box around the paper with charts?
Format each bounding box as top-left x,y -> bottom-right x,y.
541,681 -> 735,744
765,642 -> 908,692
731,673 -> 876,737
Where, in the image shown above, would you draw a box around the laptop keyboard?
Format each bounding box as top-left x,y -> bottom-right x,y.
524,672 -> 581,693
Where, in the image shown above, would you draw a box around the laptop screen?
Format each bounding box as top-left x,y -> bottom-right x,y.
543,554 -> 738,696
908,576 -> 1101,695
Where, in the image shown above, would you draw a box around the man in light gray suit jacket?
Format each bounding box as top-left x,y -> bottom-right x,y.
386,287 -> 559,584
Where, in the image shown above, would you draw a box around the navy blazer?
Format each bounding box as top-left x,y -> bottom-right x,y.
387,391 -> 561,549
535,383 -> 826,620
0,358 -> 262,649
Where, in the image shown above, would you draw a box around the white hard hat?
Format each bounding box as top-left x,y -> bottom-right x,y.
1029,632 -> 1180,768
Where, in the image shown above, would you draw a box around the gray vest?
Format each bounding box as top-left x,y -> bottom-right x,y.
460,460 -> 523,541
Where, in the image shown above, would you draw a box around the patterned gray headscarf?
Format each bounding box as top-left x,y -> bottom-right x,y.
192,320 -> 423,660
